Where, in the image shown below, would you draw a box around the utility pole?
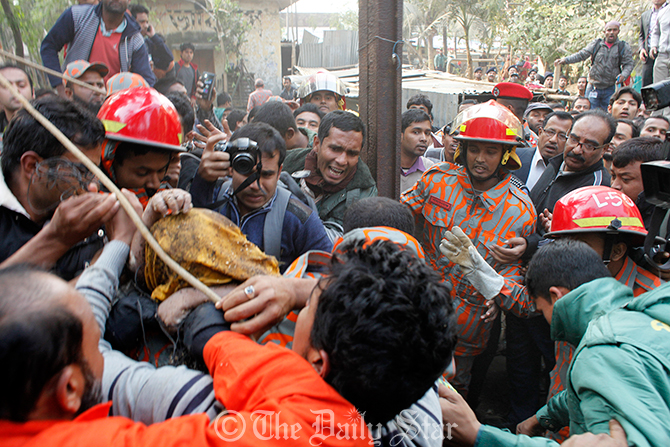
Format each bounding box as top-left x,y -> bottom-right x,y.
358,0 -> 403,199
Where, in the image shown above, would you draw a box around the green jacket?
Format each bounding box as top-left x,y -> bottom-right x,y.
298,127 -> 317,150
282,148 -> 377,235
476,278 -> 670,446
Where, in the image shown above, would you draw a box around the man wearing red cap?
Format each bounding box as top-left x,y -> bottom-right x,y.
492,82 -> 537,149
401,100 -> 536,397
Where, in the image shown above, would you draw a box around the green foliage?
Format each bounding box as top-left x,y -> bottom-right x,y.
330,10 -> 358,31
504,0 -> 644,77
204,0 -> 249,58
0,0 -> 72,60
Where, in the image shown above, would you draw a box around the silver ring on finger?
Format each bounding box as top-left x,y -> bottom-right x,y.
244,285 -> 255,299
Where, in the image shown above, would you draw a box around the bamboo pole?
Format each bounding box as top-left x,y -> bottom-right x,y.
0,49 -> 107,96
0,71 -> 221,304
545,94 -> 577,102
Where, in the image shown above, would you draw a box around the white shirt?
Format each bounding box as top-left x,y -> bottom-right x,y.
525,148 -> 548,191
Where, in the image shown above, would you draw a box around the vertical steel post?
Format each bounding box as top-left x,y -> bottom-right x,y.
358,0 -> 403,199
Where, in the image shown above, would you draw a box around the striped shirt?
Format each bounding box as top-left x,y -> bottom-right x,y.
76,241 -> 222,424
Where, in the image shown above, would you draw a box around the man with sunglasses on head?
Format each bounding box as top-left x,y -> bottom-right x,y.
0,96 -> 123,280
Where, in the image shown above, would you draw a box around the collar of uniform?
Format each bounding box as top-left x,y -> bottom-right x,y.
100,17 -> 127,37
0,167 -> 30,218
457,167 -> 510,212
614,256 -> 636,288
0,402 -> 112,437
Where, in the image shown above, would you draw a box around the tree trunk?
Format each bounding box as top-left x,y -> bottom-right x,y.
463,23 -> 472,79
442,25 -> 447,56
453,31 -> 457,59
426,31 -> 435,70
0,0 -> 24,60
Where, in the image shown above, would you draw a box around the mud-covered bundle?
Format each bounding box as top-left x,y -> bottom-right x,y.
145,208 -> 279,301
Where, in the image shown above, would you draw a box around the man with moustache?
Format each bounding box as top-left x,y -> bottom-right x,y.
515,112 -> 574,190
62,60 -> 107,114
494,110 -> 615,267
402,100 -> 536,396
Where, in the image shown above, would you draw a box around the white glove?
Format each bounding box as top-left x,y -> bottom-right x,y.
440,226 -> 504,301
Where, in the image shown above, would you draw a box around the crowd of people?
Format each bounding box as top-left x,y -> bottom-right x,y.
0,2 -> 669,446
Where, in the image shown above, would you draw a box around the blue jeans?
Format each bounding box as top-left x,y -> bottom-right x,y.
585,84 -> 615,110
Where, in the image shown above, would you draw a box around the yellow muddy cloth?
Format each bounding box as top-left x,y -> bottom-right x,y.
145,208 -> 280,301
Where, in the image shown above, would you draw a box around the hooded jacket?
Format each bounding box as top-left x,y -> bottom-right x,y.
475,278 -> 670,446
40,3 -> 155,88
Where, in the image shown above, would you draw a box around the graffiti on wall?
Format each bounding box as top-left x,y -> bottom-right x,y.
155,5 -> 263,34
163,7 -> 216,32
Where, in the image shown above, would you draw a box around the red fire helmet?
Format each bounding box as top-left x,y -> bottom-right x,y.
97,87 -> 183,152
451,99 -> 524,170
546,185 -> 647,245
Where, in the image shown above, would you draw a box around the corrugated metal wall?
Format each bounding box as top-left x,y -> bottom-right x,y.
401,87 -> 460,129
298,30 -> 358,68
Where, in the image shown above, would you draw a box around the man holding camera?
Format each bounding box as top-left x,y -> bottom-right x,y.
190,122 -> 332,269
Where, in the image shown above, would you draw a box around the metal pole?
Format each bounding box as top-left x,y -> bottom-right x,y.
358,0 -> 402,199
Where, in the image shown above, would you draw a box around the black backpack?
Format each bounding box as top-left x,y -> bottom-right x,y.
591,38 -> 626,65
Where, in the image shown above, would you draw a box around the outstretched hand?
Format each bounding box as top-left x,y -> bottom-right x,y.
143,188 -> 193,228
490,237 -> 527,264
217,276 -> 316,336
561,420 -> 627,447
439,383 -> 481,446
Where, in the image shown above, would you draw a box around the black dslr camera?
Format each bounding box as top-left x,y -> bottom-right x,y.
214,138 -> 259,175
640,141 -> 670,270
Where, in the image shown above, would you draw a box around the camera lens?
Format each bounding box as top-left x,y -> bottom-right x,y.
232,153 -> 256,175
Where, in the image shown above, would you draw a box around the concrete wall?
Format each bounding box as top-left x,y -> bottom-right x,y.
237,1 -> 283,94
149,0 -> 289,94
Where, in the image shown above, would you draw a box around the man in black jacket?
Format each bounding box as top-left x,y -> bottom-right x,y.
490,110 -> 615,429
129,5 -> 174,80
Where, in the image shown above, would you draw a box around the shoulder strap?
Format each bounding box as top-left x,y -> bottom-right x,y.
279,171 -> 318,212
205,179 -> 233,210
264,187 -> 291,260
591,38 -> 603,63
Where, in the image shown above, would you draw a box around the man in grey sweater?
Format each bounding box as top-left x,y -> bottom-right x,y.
555,21 -> 633,110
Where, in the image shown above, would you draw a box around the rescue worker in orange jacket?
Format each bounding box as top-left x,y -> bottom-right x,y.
0,260 -> 371,447
441,185 -> 662,439
401,100 -> 537,396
